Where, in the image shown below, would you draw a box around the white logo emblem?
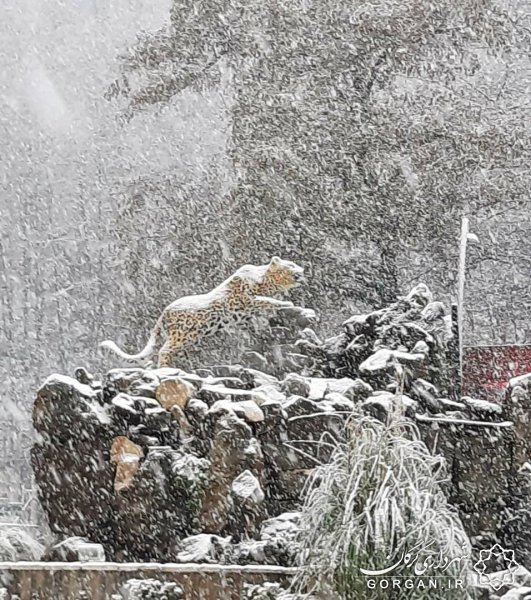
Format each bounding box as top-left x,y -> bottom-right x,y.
473,544 -> 519,591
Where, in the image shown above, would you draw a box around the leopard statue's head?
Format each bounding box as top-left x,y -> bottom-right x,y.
226,257 -> 305,298
261,256 -> 305,293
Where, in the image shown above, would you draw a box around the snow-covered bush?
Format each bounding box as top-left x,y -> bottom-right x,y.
243,582 -> 287,600
118,578 -> 183,600
243,582 -> 317,600
293,416 -> 474,600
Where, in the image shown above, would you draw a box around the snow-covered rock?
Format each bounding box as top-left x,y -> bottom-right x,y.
361,391 -> 418,421
209,399 -> 265,423
260,512 -> 301,544
462,396 -> 503,419
359,348 -> 425,374
307,377 -> 371,401
0,527 -> 44,561
253,384 -> 287,404
320,392 -> 356,413
175,533 -> 232,563
281,373 -> 311,397
235,512 -> 302,567
43,537 -> 105,562
243,581 -> 314,600
232,470 -> 266,506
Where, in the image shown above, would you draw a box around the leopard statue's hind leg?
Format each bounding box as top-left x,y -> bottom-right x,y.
158,338 -> 182,368
157,325 -> 201,368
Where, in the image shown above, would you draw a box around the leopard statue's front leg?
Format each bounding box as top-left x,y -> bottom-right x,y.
253,295 -> 294,310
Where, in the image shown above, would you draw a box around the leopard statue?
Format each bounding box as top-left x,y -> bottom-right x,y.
100,257 -> 306,367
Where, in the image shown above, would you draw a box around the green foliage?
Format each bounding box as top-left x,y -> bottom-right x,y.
170,451 -> 210,523
293,416 -> 475,600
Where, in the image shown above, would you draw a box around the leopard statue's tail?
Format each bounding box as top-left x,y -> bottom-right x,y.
100,317 -> 163,364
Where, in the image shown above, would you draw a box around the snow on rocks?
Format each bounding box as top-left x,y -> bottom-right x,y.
462,395 -> 503,421
209,399 -> 265,423
307,376 -> 372,402
361,391 -> 418,421
175,533 -> 232,564
319,392 -> 356,414
260,512 -> 301,545
33,373 -> 110,434
359,347 -> 425,375
31,354 -> 343,561
30,284 -> 530,568
43,537 -> 105,562
295,283 -> 506,426
409,378 -> 443,413
198,384 -> 269,405
232,470 -> 266,506
280,374 -> 311,397
111,393 -> 140,415
253,385 -> 286,404
230,470 -> 267,536
0,527 -> 44,561
234,512 -> 302,568
155,377 -> 195,410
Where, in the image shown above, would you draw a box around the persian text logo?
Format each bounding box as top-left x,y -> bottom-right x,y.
473,544 -> 519,591
359,541 -> 471,577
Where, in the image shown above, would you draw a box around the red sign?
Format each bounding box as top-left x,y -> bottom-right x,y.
463,345 -> 531,400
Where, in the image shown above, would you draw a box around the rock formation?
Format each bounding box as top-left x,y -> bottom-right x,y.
30,286 -> 531,576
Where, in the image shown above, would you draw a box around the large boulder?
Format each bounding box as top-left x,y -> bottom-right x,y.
200,413 -> 264,538
175,533 -> 232,564
31,374 -> 116,545
0,527 -> 44,561
234,512 -> 302,567
43,537 -> 105,562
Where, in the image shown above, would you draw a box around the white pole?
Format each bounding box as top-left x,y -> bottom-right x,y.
457,216 -> 469,385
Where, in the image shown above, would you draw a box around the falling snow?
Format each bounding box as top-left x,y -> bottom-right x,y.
1,0 -> 531,599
